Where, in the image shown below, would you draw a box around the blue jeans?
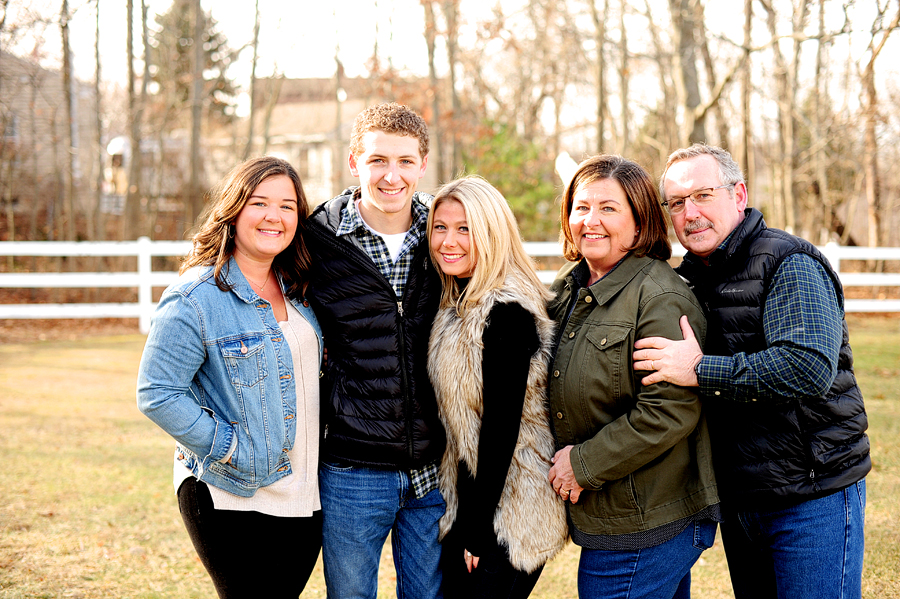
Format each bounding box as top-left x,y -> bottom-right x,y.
319,461 -> 445,599
577,519 -> 717,599
721,479 -> 866,599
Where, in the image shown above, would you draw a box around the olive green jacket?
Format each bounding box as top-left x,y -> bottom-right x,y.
547,255 -> 719,537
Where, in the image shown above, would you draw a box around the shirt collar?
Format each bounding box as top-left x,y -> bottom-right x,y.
336,189 -> 429,240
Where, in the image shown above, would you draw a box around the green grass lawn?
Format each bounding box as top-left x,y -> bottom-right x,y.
0,314 -> 897,598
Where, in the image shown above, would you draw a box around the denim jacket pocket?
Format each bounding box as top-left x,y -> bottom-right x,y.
220,335 -> 267,387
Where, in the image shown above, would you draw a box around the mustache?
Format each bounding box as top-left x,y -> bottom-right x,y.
683,219 -> 714,234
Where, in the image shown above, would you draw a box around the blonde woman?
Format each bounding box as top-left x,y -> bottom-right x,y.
427,176 -> 567,598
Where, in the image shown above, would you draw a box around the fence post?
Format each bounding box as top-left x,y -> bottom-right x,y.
138,237 -> 153,334
821,241 -> 841,279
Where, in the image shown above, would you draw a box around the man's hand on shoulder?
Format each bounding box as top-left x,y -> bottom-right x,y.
633,315 -> 703,387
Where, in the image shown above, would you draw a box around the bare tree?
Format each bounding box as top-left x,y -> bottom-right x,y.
331,6 -> 343,198
695,0 -> 731,147
740,0 -> 753,179
638,0 -> 679,161
242,0 -> 260,161
188,0 -> 205,229
859,0 -> 900,248
123,0 -> 141,239
668,0 -> 704,145
422,0 -> 445,182
60,0 -> 75,240
589,0 -> 609,153
761,0 -> 811,233
444,0 -> 461,175
618,0 -> 630,153
91,0 -> 104,241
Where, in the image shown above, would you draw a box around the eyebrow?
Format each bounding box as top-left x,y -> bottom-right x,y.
249,194 -> 297,202
368,153 -> 418,160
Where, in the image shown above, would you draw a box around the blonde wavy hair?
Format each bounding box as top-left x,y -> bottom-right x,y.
428,176 -> 551,314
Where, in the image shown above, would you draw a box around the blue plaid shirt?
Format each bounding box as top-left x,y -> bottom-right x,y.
336,192 -> 439,498
696,247 -> 843,403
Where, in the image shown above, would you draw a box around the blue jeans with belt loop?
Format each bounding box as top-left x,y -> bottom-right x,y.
577,519 -> 717,598
721,479 -> 866,599
319,460 -> 445,599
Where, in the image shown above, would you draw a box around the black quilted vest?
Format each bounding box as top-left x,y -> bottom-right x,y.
676,209 -> 870,507
305,189 -> 445,469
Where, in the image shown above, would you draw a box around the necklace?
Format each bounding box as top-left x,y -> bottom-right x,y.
246,271 -> 270,291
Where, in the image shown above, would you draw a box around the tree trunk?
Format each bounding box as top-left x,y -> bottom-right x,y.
812,0 -> 829,243
740,0 -> 752,186
423,1 -> 444,182
445,0 -> 462,175
619,0 -> 630,154
762,0 -> 787,228
92,0 -> 105,241
332,8 -> 344,199
668,0 -> 704,146
60,0 -> 76,240
590,0 -> 608,153
784,0 -> 810,234
261,76 -> 283,155
860,3 -> 900,249
695,0 -> 729,147
0,0 -> 12,249
124,0 -> 142,239
242,0 -> 260,161
188,0 -> 205,230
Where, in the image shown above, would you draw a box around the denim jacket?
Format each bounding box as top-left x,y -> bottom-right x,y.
137,257 -> 323,497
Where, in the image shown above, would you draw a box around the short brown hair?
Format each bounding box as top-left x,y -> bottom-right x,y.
349,102 -> 429,159
560,155 -> 671,262
183,156 -> 311,299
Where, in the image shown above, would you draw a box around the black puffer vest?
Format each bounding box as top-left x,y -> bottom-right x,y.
676,209 -> 870,507
305,189 -> 445,469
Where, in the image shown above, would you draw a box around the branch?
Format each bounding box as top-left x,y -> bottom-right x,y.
869,5 -> 900,66
692,53 -> 746,123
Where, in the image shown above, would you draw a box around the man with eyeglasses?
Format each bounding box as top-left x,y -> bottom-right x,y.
633,143 -> 869,599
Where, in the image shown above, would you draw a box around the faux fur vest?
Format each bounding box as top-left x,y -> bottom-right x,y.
427,272 -> 568,573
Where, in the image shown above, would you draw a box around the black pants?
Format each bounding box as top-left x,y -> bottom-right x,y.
177,478 -> 322,599
441,526 -> 543,599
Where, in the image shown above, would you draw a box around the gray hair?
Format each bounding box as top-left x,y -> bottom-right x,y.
660,143 -> 745,198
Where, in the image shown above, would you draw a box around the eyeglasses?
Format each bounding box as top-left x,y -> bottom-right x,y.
661,184 -> 735,214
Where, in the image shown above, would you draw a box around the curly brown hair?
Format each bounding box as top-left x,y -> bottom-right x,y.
182,156 -> 312,299
349,102 -> 429,159
560,155 -> 671,263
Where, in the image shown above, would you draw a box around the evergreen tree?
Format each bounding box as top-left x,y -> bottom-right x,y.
147,0 -> 237,127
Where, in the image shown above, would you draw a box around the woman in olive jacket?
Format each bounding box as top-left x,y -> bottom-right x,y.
547,155 -> 720,599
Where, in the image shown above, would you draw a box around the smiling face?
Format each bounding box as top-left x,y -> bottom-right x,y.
569,178 -> 637,283
349,130 -> 428,234
663,154 -> 747,260
430,199 -> 475,278
232,174 -> 298,266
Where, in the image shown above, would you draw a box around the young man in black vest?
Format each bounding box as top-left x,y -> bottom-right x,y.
634,143 -> 869,599
305,103 -> 445,599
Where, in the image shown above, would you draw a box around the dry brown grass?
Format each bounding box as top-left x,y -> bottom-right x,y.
0,313 -> 897,597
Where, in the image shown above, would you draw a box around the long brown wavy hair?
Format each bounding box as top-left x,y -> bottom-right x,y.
181,156 -> 312,299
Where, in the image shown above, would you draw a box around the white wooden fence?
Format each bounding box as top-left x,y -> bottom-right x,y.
2,238 -> 900,334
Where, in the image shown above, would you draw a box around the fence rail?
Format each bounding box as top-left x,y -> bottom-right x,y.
2,239 -> 900,333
